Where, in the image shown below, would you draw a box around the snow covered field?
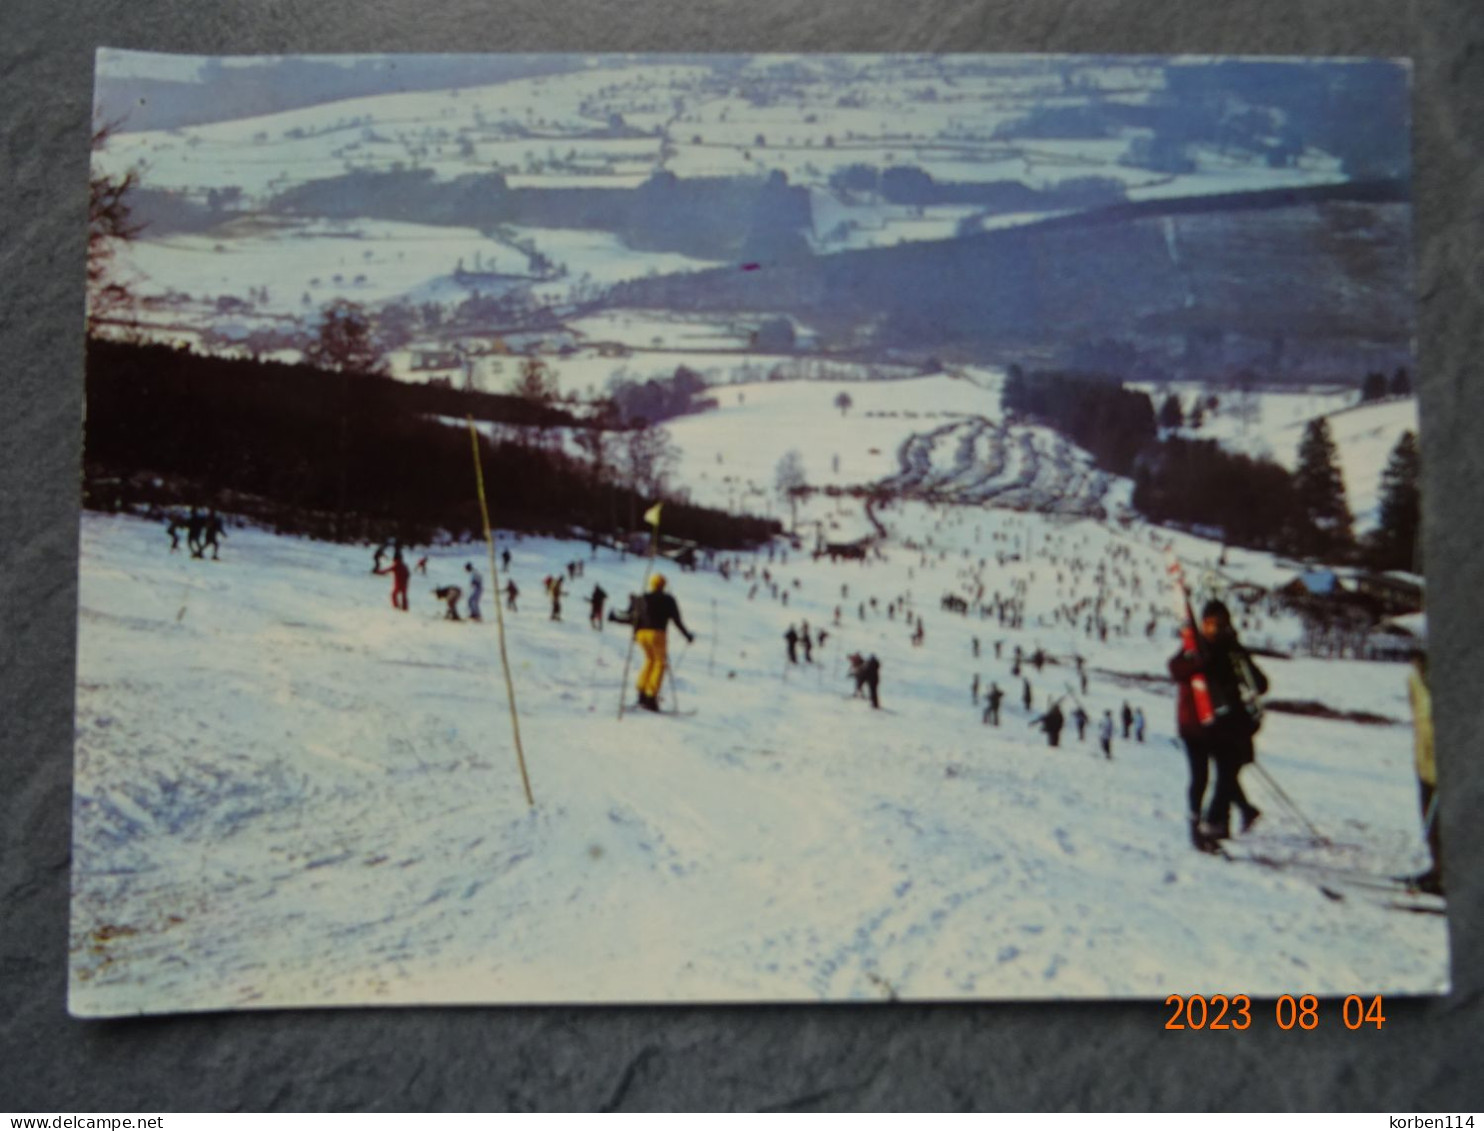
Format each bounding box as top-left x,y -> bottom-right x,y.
71,498 -> 1445,1016
1146,386 -> 1419,533
93,50 -> 1377,345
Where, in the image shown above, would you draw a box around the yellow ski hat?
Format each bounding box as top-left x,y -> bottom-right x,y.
649,573 -> 667,591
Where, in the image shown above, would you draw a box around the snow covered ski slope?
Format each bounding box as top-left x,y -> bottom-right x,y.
71,504 -> 1446,1015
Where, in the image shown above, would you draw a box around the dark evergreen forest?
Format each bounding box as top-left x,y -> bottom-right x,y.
83,339 -> 779,550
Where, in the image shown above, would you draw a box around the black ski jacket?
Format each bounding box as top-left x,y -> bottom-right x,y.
621,591 -> 693,640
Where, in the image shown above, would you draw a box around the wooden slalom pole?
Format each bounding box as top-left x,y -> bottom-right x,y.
467,417 -> 534,808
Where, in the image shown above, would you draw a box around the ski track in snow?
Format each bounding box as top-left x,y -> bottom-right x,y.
70,490 -> 1446,1014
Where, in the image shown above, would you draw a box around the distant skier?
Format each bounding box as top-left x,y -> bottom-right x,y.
982,682 -> 1004,726
464,563 -> 483,622
1022,677 -> 1033,712
504,579 -> 519,612
501,548 -> 511,573
371,541 -> 389,574
617,573 -> 695,712
859,654 -> 881,710
203,510 -> 226,560
186,507 -> 205,558
1134,706 -> 1146,743
415,555 -> 429,576
1034,701 -> 1065,748
548,575 -> 564,621
800,622 -> 813,663
784,625 -> 800,664
165,514 -> 184,553
433,584 -> 462,621
1121,701 -> 1134,740
1072,705 -> 1089,742
589,584 -> 608,630
971,673 -> 980,704
375,548 -> 410,612
1098,710 -> 1114,760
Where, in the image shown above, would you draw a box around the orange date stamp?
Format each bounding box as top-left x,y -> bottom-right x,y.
1164,994 -> 1388,1030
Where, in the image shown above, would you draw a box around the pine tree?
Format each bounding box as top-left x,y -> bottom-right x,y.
1367,430 -> 1422,572
304,300 -> 387,375
1361,372 -> 1388,402
1293,417 -> 1354,559
1158,392 -> 1184,430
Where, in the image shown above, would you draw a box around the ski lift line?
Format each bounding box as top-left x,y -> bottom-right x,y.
467,416 -> 534,809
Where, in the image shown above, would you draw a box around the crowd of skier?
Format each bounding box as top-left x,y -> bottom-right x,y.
158,496 -> 1442,895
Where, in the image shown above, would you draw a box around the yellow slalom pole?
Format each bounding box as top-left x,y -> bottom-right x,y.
467,417 -> 534,808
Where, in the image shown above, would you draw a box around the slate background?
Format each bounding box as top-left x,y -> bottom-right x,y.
2,0 -> 1481,1111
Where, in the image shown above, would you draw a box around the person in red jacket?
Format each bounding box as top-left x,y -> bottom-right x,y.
1171,625 -> 1217,850
1169,600 -> 1267,850
375,549 -> 410,611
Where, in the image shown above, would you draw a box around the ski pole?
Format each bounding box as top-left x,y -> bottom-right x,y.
1251,761 -> 1328,846
664,657 -> 681,713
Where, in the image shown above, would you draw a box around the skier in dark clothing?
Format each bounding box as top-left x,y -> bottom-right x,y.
784,625 -> 800,664
504,579 -> 519,612
548,575 -> 564,621
433,584 -> 462,621
612,574 -> 694,712
589,584 -> 608,630
203,509 -> 225,560
1034,702 -> 1065,748
165,514 -> 184,553
982,682 -> 1004,726
186,508 -> 205,558
860,654 -> 881,709
501,549 -> 511,573
1072,706 -> 1089,742
1022,678 -> 1033,712
1121,701 -> 1134,740
372,541 -> 389,574
1169,601 -> 1267,849
800,622 -> 813,663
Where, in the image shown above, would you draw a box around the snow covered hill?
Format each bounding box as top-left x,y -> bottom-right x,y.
71,502 -> 1445,1016
1152,387 -> 1419,533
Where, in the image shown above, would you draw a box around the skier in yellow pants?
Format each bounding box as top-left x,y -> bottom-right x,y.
628,573 -> 695,712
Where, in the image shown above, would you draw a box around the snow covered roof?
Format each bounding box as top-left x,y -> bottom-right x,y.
1384,612 -> 1428,640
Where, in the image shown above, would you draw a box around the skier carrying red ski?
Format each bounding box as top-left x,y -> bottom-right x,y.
1169,599 -> 1267,851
